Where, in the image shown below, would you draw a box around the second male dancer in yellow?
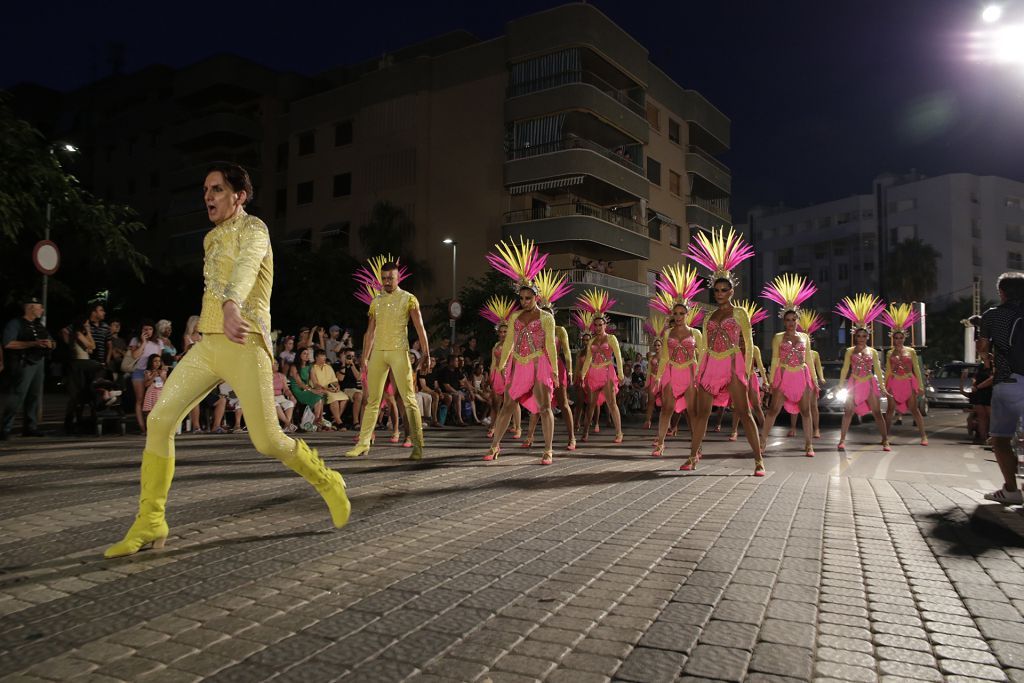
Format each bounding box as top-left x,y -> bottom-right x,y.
347,262 -> 430,459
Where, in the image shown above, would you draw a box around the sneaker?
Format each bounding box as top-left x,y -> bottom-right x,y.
285,424 -> 298,434
984,487 -> 1024,505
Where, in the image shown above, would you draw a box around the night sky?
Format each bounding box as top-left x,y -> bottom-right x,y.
5,0 -> 1023,215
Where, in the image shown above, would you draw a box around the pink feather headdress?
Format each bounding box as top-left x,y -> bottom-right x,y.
686,227 -> 755,287
486,237 -> 547,292
835,293 -> 885,331
353,254 -> 409,305
760,273 -> 817,319
879,303 -> 920,335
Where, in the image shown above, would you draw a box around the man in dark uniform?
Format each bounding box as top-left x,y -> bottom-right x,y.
1,296 -> 55,439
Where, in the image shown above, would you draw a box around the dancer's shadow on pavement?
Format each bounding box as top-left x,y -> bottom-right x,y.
0,529 -> 331,586
922,506 -> 1024,553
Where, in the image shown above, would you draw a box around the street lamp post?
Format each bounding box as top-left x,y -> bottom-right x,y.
443,238 -> 457,345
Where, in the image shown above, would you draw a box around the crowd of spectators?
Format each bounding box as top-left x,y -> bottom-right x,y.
1,300 -> 654,439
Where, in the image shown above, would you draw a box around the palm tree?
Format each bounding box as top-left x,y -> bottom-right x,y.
885,237 -> 939,303
357,201 -> 434,290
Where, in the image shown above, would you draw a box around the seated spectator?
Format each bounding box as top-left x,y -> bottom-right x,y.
278,335 -> 296,366
212,382 -> 245,434
338,350 -> 363,429
311,348 -> 348,430
289,347 -> 325,431
410,351 -> 432,429
273,359 -> 298,433
427,356 -> 452,426
418,356 -> 443,427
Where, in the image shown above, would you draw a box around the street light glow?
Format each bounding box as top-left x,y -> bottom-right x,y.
442,238 -> 454,244
62,143 -> 79,153
981,4 -> 1003,23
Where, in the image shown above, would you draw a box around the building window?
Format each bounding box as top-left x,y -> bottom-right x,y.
647,157 -> 662,186
778,247 -> 793,266
335,120 -> 353,146
817,216 -> 832,228
669,170 -> 681,196
972,219 -> 982,238
1007,225 -> 1023,242
1008,197 -> 1022,210
838,263 -> 849,280
837,212 -> 851,224
818,267 -> 830,283
833,241 -> 846,256
646,102 -> 661,131
889,198 -> 917,212
275,188 -> 287,218
668,119 -> 681,144
970,192 -> 979,204
864,261 -> 875,272
648,218 -> 662,241
814,243 -> 827,259
276,142 -> 289,171
1009,252 -> 1023,269
298,130 -> 315,156
671,225 -> 682,248
333,173 -> 352,197
296,181 -> 313,205
973,246 -> 982,267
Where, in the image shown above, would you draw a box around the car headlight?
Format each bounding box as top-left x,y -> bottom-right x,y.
825,391 -> 835,400
836,388 -> 849,402
927,386 -> 935,393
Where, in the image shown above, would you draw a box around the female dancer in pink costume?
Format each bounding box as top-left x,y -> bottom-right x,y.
481,295 -> 521,439
836,293 -> 891,452
650,264 -> 705,458
727,300 -> 767,443
642,326 -> 664,431
579,289 -> 625,443
484,238 -> 559,465
522,270 -> 576,451
683,227 -> 763,475
759,274 -> 819,458
572,316 -> 593,436
881,303 -> 928,445
789,310 -> 826,439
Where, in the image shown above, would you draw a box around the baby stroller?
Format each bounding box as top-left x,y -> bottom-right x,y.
90,374 -> 129,436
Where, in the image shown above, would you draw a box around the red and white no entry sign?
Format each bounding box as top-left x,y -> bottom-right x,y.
33,240 -> 60,276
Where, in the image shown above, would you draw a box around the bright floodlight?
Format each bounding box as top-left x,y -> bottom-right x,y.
442,238 -> 454,244
982,4 -> 1003,23
991,23 -> 1024,63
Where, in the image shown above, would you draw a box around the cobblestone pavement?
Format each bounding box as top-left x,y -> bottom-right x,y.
1,414 -> 1023,682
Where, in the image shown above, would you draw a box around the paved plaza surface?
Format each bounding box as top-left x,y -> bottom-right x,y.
0,409 -> 1023,682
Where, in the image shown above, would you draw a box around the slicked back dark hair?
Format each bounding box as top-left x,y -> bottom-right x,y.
381,262 -> 400,273
206,162 -> 254,205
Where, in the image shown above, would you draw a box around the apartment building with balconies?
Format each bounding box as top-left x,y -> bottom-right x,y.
283,3 -> 731,347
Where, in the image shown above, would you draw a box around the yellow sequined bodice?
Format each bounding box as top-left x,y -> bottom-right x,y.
369,288 -> 419,351
197,209 -> 273,358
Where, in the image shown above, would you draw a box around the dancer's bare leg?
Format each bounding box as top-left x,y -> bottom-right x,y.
799,390 -> 814,453
535,382 -> 555,463
728,377 -> 762,473
605,381 -> 623,439
654,384 -> 675,453
760,391 -> 786,453
686,389 -> 714,468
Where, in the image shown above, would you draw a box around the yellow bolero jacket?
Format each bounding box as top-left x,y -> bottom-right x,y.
196,209 -> 274,359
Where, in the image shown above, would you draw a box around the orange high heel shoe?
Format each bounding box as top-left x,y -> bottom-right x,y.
483,445 -> 501,461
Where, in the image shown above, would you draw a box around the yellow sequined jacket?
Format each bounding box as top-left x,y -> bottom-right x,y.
196,210 -> 274,358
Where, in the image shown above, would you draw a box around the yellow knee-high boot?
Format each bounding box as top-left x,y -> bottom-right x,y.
105,451 -> 174,558
285,440 -> 351,528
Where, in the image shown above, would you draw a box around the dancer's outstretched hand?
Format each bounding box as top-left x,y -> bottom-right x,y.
222,301 -> 251,344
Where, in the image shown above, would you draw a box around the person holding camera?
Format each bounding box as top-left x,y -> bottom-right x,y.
338,350 -> 363,429
2,296 -> 56,438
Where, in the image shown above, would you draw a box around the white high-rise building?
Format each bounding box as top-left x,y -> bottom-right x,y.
748,171 -> 1024,360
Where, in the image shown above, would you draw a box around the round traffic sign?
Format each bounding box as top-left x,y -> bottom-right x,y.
33,240 -> 60,276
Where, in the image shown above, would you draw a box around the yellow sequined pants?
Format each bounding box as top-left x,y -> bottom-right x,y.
146,334 -> 294,460
354,349 -> 423,448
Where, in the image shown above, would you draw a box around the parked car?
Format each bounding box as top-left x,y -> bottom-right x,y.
927,362 -> 979,409
815,359 -> 928,416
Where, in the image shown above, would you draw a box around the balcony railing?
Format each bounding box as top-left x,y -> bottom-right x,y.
686,145 -> 730,175
690,197 -> 731,222
508,69 -> 645,118
508,137 -> 644,176
558,269 -> 652,297
504,201 -> 647,236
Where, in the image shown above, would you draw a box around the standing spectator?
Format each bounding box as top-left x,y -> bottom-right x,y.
325,325 -> 344,364
64,315 -> 99,433
155,319 -> 178,367
182,315 -> 201,355
128,320 -> 163,433
338,350 -> 363,429
964,349 -> 993,444
278,335 -> 296,366
432,337 -> 452,364
107,320 -> 127,378
340,328 -> 354,351
296,327 -> 313,352
978,272 -> 1024,504
86,303 -> 111,368
463,337 -> 481,364
141,354 -> 167,421
1,296 -> 55,438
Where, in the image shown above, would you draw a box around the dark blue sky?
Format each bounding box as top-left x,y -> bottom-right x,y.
5,0 -> 1023,214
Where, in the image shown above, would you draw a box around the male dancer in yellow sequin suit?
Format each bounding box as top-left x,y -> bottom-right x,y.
105,163 -> 350,558
346,263 -> 430,459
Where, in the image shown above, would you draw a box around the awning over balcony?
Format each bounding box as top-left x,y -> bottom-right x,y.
508,175 -> 585,195
648,209 -> 679,226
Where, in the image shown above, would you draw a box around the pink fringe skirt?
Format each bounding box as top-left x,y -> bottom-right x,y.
490,368 -> 507,396
888,375 -> 920,414
772,367 -> 815,415
698,352 -> 747,407
506,355 -> 554,415
585,365 -> 619,407
847,377 -> 881,417
658,365 -> 696,413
